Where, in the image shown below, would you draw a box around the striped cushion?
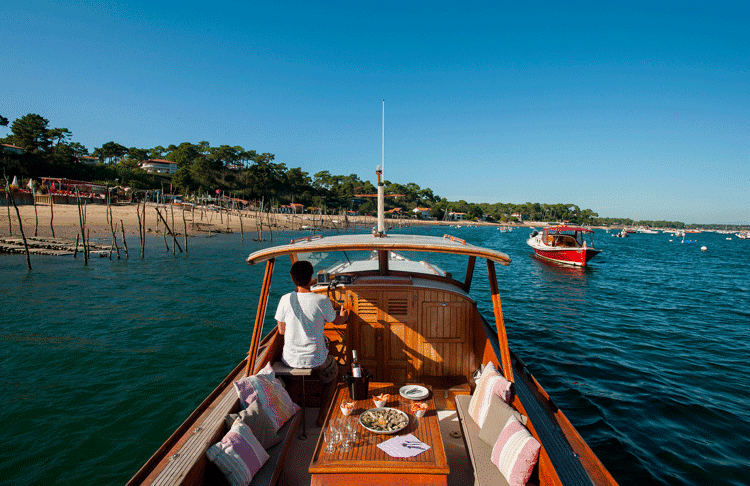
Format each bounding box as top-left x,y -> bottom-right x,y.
248,373 -> 301,431
233,380 -> 257,409
232,362 -> 277,409
206,420 -> 270,486
490,416 -> 541,486
468,362 -> 513,427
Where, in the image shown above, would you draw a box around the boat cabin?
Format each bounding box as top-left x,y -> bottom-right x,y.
539,226 -> 594,248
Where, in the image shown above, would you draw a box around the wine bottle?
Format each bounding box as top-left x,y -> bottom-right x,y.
351,350 -> 362,378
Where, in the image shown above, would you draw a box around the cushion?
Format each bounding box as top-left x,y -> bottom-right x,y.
232,362 -> 279,409
206,420 -> 270,486
490,416 -> 541,486
233,379 -> 257,409
247,373 -> 301,431
468,362 -> 513,427
225,399 -> 281,449
478,394 -> 527,446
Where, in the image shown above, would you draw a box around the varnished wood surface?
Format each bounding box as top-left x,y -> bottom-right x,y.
309,383 -> 449,484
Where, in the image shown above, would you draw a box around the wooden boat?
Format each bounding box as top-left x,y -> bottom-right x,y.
527,226 -> 602,267
128,174 -> 617,486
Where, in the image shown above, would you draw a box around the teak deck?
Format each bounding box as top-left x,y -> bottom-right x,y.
309,382 -> 449,486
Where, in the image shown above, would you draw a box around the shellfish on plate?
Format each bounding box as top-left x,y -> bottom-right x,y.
359,407 -> 409,434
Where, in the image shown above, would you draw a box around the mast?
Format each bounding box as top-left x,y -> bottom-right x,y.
377,100 -> 385,237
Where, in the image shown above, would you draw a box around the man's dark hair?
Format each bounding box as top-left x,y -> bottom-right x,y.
290,260 -> 314,287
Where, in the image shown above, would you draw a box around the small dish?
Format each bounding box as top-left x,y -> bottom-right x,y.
373,393 -> 389,408
410,402 -> 428,417
340,401 -> 355,416
399,385 -> 429,400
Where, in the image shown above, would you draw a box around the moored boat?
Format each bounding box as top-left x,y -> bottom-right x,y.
527,225 -> 602,267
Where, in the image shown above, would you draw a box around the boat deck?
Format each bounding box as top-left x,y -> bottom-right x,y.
282,407 -> 472,485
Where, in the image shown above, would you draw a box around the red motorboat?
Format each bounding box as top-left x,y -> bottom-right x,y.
527,225 -> 602,266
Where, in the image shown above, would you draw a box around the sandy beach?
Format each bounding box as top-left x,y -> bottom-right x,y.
0,201 -> 511,242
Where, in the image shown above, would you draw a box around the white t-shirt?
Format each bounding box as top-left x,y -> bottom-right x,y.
274,291 -> 336,369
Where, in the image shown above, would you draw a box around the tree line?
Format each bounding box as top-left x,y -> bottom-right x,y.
2,112 -> 699,228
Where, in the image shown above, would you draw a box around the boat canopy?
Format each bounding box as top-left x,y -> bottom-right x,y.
246,233 -> 511,266
544,225 -> 594,234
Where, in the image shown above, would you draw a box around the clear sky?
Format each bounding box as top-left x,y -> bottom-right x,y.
1,2 -> 748,224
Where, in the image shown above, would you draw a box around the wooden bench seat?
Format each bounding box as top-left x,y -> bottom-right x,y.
149,385 -> 301,486
455,394 -> 539,486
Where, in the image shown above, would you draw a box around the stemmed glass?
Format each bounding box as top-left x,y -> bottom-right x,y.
324,420 -> 340,453
339,417 -> 357,452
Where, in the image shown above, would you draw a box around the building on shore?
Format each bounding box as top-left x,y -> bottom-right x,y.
139,159 -> 178,174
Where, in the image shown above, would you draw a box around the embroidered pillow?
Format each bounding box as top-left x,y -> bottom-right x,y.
248,373 -> 301,431
225,398 -> 281,449
468,362 -> 513,427
232,362 -> 276,409
233,379 -> 257,409
478,394 -> 527,446
490,416 -> 541,486
206,420 -> 270,486
257,361 -> 275,379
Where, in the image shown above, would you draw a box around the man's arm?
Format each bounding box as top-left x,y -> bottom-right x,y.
332,307 -> 348,326
277,321 -> 286,334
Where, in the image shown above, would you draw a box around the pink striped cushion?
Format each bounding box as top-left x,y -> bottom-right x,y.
468,362 -> 512,427
206,420 -> 270,486
490,416 -> 541,486
248,373 -> 301,431
232,362 -> 276,408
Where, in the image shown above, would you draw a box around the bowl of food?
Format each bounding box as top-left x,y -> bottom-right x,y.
359,407 -> 409,434
410,402 -> 428,418
372,393 -> 390,408
340,401 -> 355,416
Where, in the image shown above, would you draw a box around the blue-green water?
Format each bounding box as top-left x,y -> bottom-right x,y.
2,226 -> 749,485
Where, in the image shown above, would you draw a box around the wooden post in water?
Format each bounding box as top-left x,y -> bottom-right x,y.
155,208 -> 183,252
120,220 -> 128,258
5,190 -> 12,236
239,206 -> 244,242
156,208 -> 169,251
32,187 -> 38,237
76,190 -> 88,266
141,200 -> 146,258
74,234 -> 79,258
49,192 -> 55,238
170,205 -> 176,256
5,177 -> 31,270
136,204 -> 143,258
182,208 -> 188,253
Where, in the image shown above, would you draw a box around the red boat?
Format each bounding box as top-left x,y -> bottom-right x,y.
527,225 -> 602,266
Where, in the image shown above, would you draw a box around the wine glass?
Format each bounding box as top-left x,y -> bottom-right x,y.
346,416 -> 359,442
324,421 -> 339,453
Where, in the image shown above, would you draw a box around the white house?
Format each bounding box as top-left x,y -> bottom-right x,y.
412,207 -> 432,219
139,159 -> 179,174
79,155 -> 99,165
449,212 -> 466,221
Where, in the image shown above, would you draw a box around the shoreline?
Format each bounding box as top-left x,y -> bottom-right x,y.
1,201 -> 628,243
0,202 -> 517,241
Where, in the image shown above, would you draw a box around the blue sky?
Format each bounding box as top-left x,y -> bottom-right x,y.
1,2 -> 748,224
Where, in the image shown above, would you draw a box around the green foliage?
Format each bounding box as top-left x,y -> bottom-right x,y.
0,112 -> 706,227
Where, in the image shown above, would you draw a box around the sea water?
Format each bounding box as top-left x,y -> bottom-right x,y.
1,227 -> 749,485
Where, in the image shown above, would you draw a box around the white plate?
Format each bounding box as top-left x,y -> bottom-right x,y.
399,385 -> 429,400
359,407 -> 409,435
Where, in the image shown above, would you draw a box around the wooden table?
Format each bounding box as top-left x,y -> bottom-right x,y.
309,382 -> 449,486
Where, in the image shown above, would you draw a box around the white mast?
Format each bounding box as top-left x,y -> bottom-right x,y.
377,100 -> 385,236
